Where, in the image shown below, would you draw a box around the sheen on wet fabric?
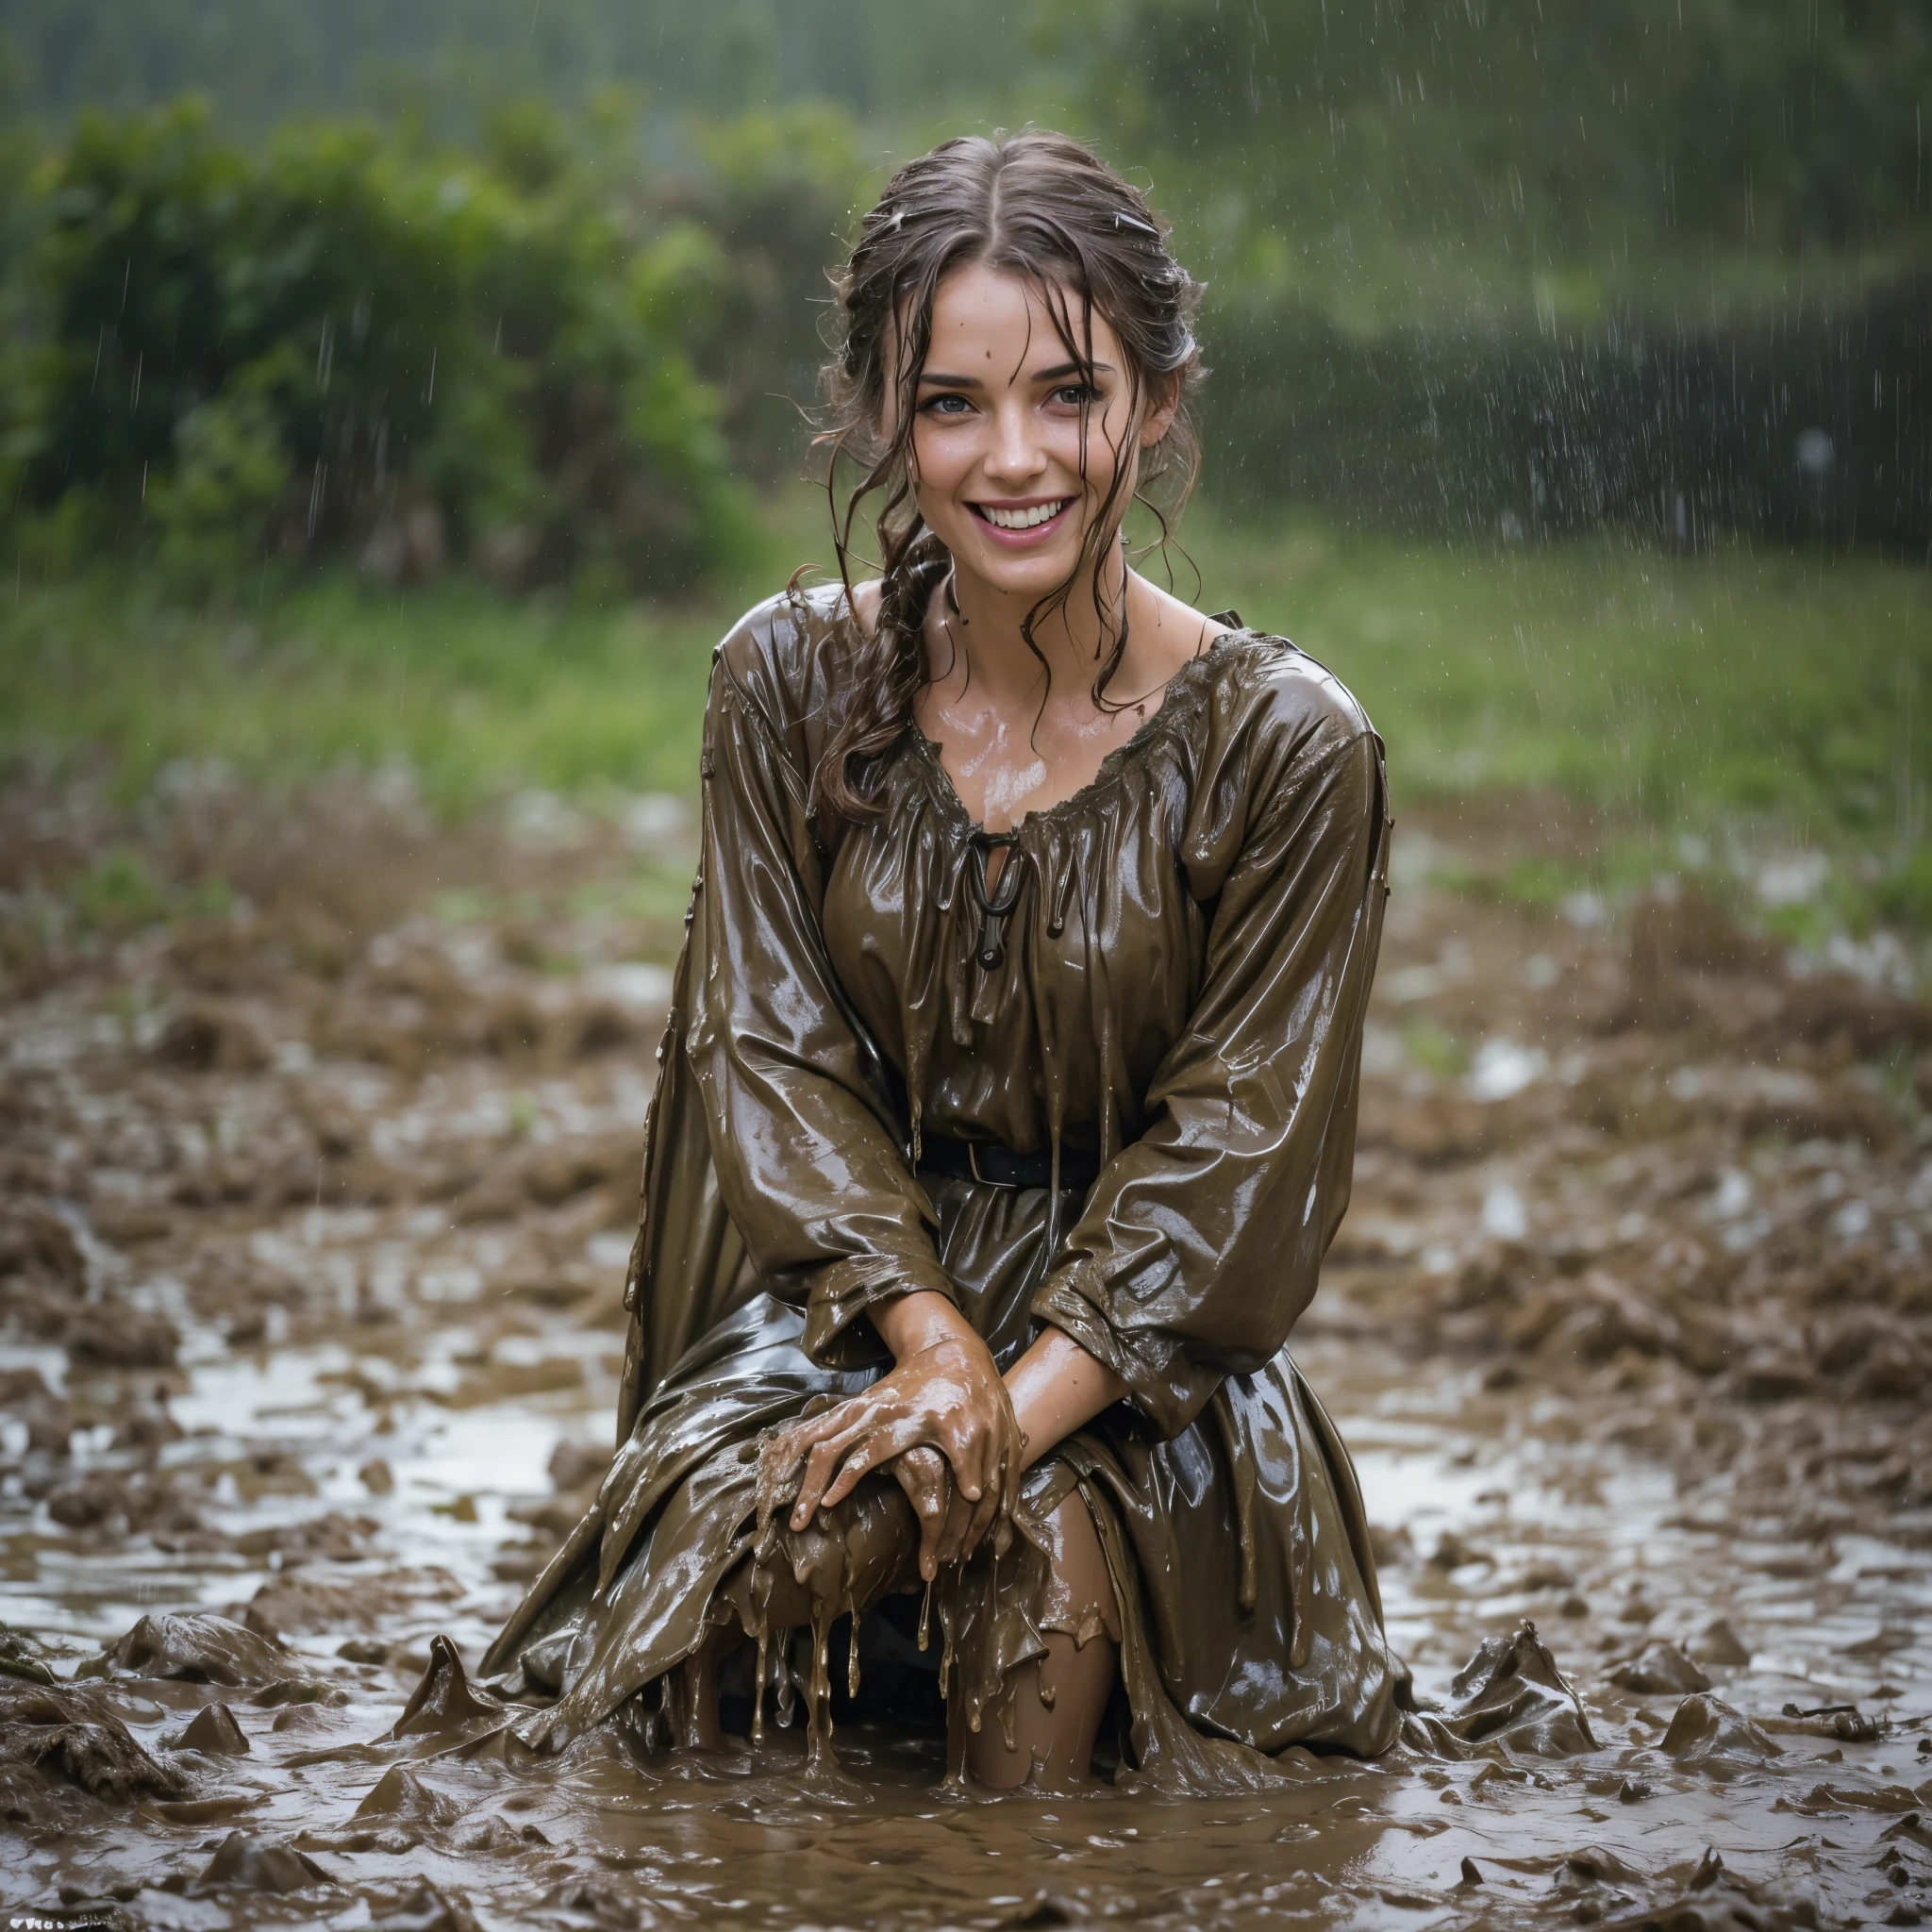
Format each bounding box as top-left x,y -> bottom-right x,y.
483,579 -> 1401,1781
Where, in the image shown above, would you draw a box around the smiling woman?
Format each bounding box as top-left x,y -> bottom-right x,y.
879,261 -> 1224,833
482,131 -> 1402,1793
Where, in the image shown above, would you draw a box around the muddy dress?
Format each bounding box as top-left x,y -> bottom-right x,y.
483,584 -> 1403,1786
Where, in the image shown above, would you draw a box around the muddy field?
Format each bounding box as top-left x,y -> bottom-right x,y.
2,768 -> 1929,1930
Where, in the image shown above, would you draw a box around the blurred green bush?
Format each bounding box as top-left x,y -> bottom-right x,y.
0,98 -> 839,596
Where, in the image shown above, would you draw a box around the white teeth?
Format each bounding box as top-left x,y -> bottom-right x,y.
979,500 -> 1068,530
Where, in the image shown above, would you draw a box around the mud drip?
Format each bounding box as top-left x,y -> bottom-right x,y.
773,1639 -> 797,1731
722,1435 -> 925,1771
750,1624 -> 769,1747
806,1596 -> 834,1770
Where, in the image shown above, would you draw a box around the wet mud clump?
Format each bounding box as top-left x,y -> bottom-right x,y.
91,1611 -> 291,1688
1,774 -> 1928,1925
0,1676 -> 187,1806
1402,1619 -> 1599,1757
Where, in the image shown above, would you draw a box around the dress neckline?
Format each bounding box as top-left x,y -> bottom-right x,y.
906,626 -> 1253,839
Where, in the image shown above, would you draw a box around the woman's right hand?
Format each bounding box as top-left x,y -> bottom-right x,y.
884,1445 -> 971,1580
761,1293 -> 1023,1580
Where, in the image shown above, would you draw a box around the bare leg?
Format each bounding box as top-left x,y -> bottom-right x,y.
967,1493 -> 1120,1789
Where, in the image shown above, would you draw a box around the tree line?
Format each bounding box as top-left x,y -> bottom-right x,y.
0,0 -> 1924,586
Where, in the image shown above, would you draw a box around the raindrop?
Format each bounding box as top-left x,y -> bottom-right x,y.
1794,427 -> 1833,473
1481,1183 -> 1528,1241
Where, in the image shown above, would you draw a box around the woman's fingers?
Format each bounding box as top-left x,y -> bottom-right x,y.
769,1394 -> 873,1471
891,1447 -> 951,1581
958,1466 -> 1006,1559
939,1384 -> 1023,1508
813,1416 -> 930,1513
793,1434 -> 868,1525
790,1412 -> 891,1524
931,1484 -> 977,1570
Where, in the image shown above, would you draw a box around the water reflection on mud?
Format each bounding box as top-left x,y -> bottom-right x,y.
2,787 -> 1928,1927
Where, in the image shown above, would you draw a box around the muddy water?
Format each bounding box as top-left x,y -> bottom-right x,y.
2,785 -> 1929,1928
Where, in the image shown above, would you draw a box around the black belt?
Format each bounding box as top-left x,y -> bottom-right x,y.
918,1134 -> 1100,1192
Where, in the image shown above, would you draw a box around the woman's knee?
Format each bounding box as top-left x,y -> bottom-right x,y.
721,1469 -> 921,1636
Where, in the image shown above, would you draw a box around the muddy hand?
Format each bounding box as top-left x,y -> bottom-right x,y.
767,1335 -> 1021,1572
881,1445 -> 952,1581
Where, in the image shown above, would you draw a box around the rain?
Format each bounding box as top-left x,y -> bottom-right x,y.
0,3 -> 1928,1926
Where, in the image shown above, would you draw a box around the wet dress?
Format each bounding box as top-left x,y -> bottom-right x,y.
482,584 -> 1404,1787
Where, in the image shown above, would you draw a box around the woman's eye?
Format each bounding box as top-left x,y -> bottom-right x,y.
1052,384 -> 1101,408
922,393 -> 973,416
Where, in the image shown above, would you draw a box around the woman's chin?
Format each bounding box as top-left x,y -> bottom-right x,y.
944,525 -> 1092,596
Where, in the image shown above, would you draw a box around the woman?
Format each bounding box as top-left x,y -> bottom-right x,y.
482,130 -> 1400,1791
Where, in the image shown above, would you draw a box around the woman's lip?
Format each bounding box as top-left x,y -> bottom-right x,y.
968,499 -> 1074,546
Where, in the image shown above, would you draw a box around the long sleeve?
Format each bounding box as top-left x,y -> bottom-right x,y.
1031,675 -> 1390,1439
684,623 -> 954,1367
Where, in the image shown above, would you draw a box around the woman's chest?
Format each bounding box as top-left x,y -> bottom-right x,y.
818,756 -> 1208,1080
908,682 -> 1168,834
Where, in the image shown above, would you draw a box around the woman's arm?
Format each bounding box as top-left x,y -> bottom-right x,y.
1004,1325 -> 1129,1473
690,618 -> 959,1348
696,612 -> 1036,1575
1032,684 -> 1390,1441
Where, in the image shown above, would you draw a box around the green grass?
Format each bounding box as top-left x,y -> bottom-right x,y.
4,492 -> 1929,926
1174,516 -> 1930,842
0,570 -> 730,816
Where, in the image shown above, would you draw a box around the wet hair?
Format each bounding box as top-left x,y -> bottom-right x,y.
809,130 -> 1205,827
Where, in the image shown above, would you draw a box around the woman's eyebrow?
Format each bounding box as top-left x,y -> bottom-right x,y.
916,360 -> 1119,388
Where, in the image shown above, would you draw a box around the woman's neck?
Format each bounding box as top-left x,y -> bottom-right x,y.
941,542 -> 1129,710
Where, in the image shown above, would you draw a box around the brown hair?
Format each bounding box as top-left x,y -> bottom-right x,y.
809,130 -> 1205,827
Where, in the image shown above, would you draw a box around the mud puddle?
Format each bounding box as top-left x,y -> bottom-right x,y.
2,774 -> 1929,1927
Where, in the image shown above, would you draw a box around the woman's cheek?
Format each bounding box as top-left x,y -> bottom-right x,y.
909,425 -> 965,499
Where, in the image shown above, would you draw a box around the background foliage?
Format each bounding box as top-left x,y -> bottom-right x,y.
1,0 -> 1926,573
0,99 -> 836,593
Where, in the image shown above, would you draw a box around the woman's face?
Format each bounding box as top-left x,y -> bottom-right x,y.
891,261 -> 1175,602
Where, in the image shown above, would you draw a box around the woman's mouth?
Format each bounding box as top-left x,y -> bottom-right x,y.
970,497 -> 1074,543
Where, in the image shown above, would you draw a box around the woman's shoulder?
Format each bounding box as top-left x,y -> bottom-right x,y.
1189,625 -> 1379,769
711,580 -> 854,736
1173,632 -> 1382,877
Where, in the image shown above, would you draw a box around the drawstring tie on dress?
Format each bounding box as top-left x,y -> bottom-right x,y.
965,831 -> 1027,969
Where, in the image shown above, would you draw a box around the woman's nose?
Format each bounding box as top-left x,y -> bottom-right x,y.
983,400 -> 1048,482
